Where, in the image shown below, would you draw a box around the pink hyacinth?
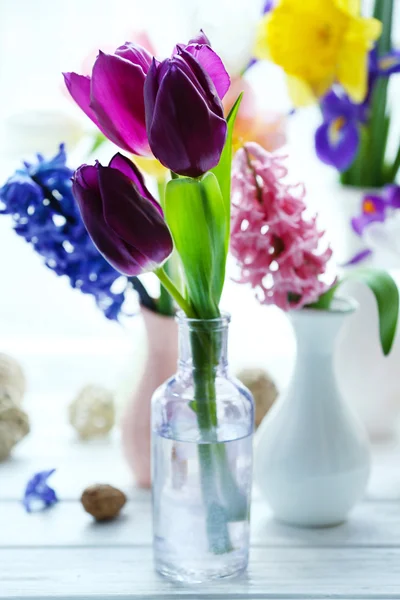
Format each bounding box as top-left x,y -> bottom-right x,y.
230,142 -> 332,311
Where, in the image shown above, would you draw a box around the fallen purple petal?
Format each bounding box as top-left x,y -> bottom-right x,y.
23,469 -> 58,513
343,248 -> 373,266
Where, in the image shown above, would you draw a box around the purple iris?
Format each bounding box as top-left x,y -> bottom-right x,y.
315,89 -> 368,171
316,44 -> 400,173
0,144 -> 129,320
72,154 -> 173,275
346,185 -> 400,265
262,0 -> 275,12
23,469 -> 58,512
352,186 -> 400,235
370,48 -> 400,78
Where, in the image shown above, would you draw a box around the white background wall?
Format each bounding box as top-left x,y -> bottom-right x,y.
0,0 -> 398,405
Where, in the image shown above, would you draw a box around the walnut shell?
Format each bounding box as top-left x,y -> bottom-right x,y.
237,368 -> 278,428
81,484 -> 126,521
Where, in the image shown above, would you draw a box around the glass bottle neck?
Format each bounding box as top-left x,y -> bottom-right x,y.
177,314 -> 229,377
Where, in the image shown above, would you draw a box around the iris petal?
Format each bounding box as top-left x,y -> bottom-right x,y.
315,118 -> 359,171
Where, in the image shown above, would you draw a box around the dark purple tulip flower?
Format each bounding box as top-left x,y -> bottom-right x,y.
144,47 -> 228,177
72,153 -> 173,276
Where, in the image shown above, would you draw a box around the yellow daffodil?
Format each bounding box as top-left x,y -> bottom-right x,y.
133,156 -> 168,182
255,0 -> 382,106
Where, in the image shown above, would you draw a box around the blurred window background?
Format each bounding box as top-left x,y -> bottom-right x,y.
0,0 -> 399,428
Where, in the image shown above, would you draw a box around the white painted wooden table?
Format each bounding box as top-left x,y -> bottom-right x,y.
2,410 -> 400,600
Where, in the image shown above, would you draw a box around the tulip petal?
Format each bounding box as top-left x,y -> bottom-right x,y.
108,153 -> 163,214
145,58 -> 227,177
185,44 -> 230,99
90,52 -> 151,156
63,73 -> 102,129
115,42 -> 153,73
315,118 -> 359,171
188,30 -> 212,46
177,48 -> 223,111
98,164 -> 173,268
73,166 -> 140,275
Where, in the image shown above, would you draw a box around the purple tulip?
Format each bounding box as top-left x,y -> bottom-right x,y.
63,43 -> 153,156
63,31 -> 229,166
174,31 -> 230,100
72,153 -> 173,276
315,89 -> 367,171
144,47 -> 228,177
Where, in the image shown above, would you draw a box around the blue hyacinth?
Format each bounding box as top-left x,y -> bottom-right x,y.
0,144 -> 127,320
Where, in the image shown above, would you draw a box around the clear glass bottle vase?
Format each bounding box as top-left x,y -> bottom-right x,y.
152,313 -> 254,583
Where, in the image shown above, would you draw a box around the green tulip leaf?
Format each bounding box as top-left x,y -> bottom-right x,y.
308,268 -> 399,355
344,268 -> 399,356
165,172 -> 227,318
212,93 -> 242,250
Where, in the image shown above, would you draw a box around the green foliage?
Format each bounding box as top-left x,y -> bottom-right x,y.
345,268 -> 399,356
341,0 -> 399,186
310,269 -> 399,356
211,93 -> 242,250
308,281 -> 340,310
165,172 -> 227,318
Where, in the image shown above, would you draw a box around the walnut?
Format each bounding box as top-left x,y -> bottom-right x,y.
236,368 -> 278,428
81,484 -> 127,521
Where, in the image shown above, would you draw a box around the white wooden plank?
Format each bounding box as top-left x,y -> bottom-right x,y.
3,436 -> 400,502
1,499 -> 400,549
0,546 -> 399,598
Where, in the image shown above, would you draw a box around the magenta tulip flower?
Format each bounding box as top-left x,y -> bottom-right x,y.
144,47 -> 228,177
72,154 -> 173,276
64,43 -> 153,156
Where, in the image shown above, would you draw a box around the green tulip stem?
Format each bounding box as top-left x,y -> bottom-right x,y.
155,267 -> 195,317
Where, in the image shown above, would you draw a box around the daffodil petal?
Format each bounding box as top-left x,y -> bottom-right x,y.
254,15 -> 272,61
286,75 -> 316,107
334,0 -> 361,17
338,17 -> 382,102
337,49 -> 368,102
134,156 -> 168,181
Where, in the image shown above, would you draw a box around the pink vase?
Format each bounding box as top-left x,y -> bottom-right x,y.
121,307 -> 178,488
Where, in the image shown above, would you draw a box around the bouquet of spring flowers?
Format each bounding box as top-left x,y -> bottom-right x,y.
64,31 -> 248,559
255,0 -> 400,188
